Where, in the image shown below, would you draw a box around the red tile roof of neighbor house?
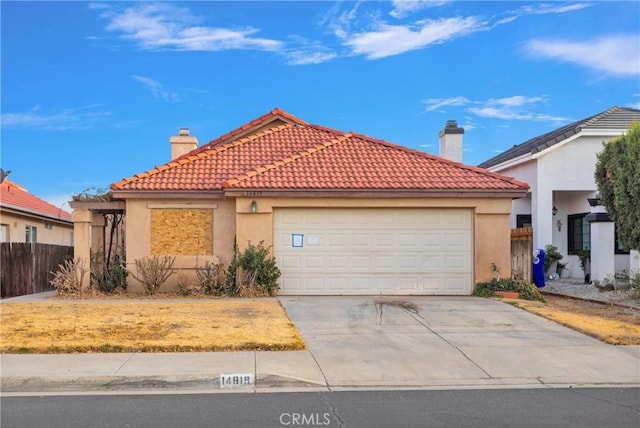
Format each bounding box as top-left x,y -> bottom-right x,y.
0,180 -> 72,222
112,108 -> 529,194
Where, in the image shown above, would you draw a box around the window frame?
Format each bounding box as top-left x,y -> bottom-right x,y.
567,213 -> 590,255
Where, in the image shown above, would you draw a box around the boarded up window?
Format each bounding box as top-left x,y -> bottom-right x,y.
151,209 -> 212,255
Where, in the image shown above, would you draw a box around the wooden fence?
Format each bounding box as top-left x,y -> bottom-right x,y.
511,227 -> 533,282
1,243 -> 73,298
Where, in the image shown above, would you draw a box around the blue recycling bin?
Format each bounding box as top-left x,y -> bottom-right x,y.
532,248 -> 546,288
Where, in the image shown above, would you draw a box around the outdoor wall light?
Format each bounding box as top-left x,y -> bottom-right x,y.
250,200 -> 258,214
552,206 -> 558,216
556,219 -> 563,231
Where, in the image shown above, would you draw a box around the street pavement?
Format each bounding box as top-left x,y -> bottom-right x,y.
1,294 -> 639,394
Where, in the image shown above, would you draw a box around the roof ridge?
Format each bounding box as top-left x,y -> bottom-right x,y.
173,107 -> 309,161
580,105 -> 620,129
349,131 -> 530,189
222,132 -> 353,188
111,123 -> 294,190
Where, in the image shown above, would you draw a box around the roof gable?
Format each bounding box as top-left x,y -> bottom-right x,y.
112,108 -> 529,195
478,106 -> 640,169
0,180 -> 72,222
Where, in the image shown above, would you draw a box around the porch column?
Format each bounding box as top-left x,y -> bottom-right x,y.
630,250 -> 640,277
91,213 -> 105,255
532,187 -> 553,250
72,208 -> 92,290
586,198 -> 615,284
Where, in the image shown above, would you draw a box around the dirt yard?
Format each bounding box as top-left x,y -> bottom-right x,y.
508,294 -> 640,345
0,299 -> 305,353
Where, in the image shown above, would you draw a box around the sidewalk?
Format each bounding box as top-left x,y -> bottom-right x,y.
1,293 -> 639,395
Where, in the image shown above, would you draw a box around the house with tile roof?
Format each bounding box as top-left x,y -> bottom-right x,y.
0,179 -> 73,246
73,108 -> 528,295
479,106 -> 640,283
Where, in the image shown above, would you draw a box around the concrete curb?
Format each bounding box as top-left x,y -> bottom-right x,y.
1,373 -> 326,393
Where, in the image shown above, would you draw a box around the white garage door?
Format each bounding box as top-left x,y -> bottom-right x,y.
273,208 -> 473,295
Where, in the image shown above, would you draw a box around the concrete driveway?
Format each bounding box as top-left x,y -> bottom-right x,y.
279,296 -> 640,388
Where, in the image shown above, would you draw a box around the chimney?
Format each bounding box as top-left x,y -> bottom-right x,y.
439,120 -> 464,163
170,128 -> 198,160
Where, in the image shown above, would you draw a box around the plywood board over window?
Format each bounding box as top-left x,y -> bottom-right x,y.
151,209 -> 213,255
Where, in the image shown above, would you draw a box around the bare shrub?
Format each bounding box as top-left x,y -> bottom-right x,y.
177,272 -> 200,296
50,258 -> 88,295
131,255 -> 176,295
195,262 -> 227,295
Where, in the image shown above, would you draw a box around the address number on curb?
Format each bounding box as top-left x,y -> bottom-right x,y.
220,373 -> 254,388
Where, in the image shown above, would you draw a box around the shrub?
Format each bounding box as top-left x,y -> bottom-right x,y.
195,261 -> 228,295
228,240 -> 281,296
131,255 -> 176,295
630,271 -> 640,300
473,277 -> 546,302
50,258 -> 88,295
91,250 -> 128,293
177,272 -> 200,296
544,244 -> 563,273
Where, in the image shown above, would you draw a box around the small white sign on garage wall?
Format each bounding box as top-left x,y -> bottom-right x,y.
292,233 -> 304,247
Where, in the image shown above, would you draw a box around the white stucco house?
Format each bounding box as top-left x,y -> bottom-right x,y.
478,106 -> 640,282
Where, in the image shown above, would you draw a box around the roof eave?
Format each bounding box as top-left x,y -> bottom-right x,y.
0,203 -> 73,224
224,189 -> 528,199
484,152 -> 534,172
111,190 -> 226,199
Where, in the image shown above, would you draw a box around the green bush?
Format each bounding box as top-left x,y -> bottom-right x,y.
473,277 -> 546,302
91,250 -> 128,293
544,244 -> 563,273
227,240 -> 281,296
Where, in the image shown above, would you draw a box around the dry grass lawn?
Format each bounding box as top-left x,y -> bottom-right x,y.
0,300 -> 305,353
506,295 -> 640,345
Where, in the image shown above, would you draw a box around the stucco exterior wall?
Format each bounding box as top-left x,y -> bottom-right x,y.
119,195 -> 515,293
0,210 -> 73,246
235,196 -> 514,287
124,198 -> 236,293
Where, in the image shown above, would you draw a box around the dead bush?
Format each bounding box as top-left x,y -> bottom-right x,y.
131,255 -> 176,295
50,258 -> 88,295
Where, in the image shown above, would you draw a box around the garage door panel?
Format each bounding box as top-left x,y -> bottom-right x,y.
274,208 -> 473,295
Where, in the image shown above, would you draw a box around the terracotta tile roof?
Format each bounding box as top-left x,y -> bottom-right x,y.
112,109 -> 528,194
172,107 -> 308,162
224,132 -> 528,191
0,180 -> 72,222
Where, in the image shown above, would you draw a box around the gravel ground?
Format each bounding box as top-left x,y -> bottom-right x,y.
540,278 -> 640,309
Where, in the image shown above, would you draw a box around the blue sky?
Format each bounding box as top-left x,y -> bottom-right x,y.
2,1 -> 639,211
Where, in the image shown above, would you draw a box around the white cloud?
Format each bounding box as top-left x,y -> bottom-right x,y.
102,3 -> 283,52
343,16 -> 482,59
526,35 -> 640,77
1,105 -> 111,130
389,1 -> 450,19
283,37 -> 337,65
520,3 -> 591,15
422,96 -> 470,112
422,95 -> 568,123
468,96 -> 568,122
131,75 -> 179,102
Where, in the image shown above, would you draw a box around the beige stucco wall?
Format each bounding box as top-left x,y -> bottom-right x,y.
124,198 -> 236,293
115,194 -> 514,293
235,196 -> 514,287
1,210 -> 73,246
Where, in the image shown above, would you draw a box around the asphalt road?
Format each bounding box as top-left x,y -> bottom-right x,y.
2,388 -> 638,428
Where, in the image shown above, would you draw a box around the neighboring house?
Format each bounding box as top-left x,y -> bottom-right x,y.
0,179 -> 73,246
479,106 -> 640,281
73,108 -> 528,295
